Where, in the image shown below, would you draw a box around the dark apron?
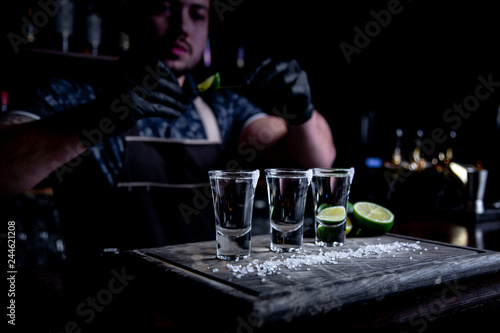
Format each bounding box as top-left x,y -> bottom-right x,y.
113,97 -> 223,249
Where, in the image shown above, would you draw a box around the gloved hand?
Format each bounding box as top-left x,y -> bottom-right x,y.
244,57 -> 314,125
55,59 -> 189,144
100,59 -> 190,133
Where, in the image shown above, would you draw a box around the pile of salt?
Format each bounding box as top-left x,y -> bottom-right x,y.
226,241 -> 423,279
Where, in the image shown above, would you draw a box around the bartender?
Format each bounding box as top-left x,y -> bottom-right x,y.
0,0 -> 335,263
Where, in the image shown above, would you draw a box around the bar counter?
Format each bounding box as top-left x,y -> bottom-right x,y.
116,233 -> 500,332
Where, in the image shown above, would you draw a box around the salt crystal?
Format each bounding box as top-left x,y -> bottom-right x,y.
212,268 -> 219,273
225,241 -> 422,278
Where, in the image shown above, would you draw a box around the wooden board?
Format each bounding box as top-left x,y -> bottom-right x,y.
127,233 -> 500,329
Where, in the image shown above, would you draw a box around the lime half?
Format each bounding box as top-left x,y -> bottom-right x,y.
353,201 -> 394,234
197,72 -> 221,92
316,206 -> 346,225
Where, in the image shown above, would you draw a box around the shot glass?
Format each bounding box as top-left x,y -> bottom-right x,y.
209,170 -> 260,260
265,169 -> 312,252
311,168 -> 354,247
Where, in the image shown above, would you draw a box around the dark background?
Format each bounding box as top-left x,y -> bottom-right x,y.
2,4 -> 500,331
2,0 -> 499,209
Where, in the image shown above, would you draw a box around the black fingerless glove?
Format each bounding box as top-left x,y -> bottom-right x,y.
50,59 -> 190,146
244,58 -> 314,125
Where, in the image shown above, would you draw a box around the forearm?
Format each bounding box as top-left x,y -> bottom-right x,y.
0,119 -> 87,196
238,111 -> 335,169
287,110 -> 336,168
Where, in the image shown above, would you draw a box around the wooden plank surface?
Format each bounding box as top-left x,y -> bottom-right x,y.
132,234 -> 500,328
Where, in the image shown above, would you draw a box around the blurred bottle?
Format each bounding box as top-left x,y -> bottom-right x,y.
86,3 -> 102,56
445,130 -> 456,163
237,45 -> 245,69
391,128 -> 403,166
410,129 -> 428,171
119,32 -> 130,52
1,90 -> 8,113
436,131 -> 469,211
26,7 -> 36,43
55,0 -> 74,53
433,130 -> 456,169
